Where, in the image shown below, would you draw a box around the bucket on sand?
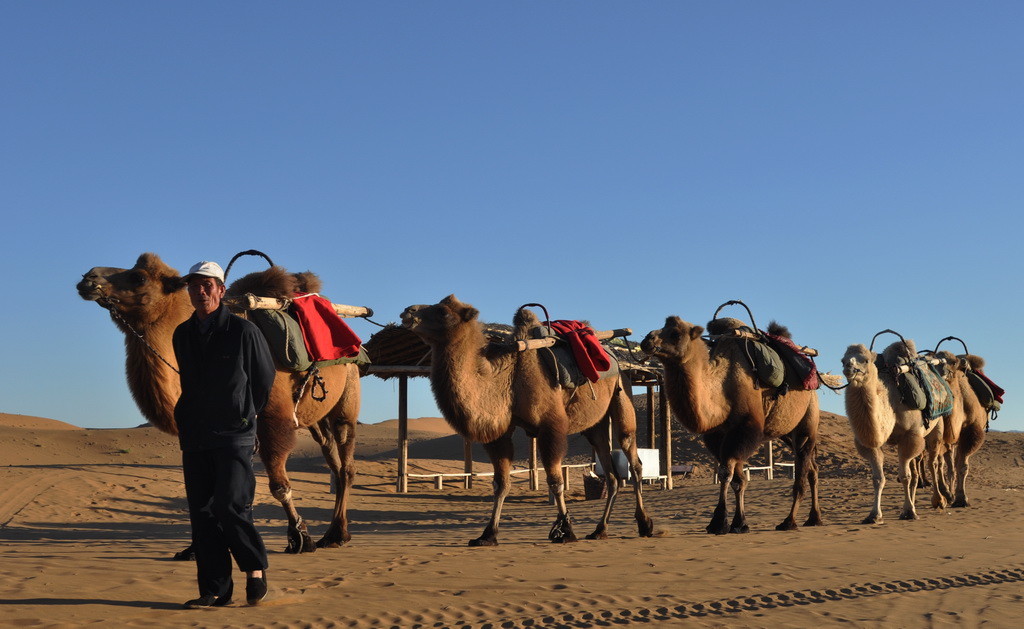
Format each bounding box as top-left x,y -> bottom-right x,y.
583,472 -> 606,500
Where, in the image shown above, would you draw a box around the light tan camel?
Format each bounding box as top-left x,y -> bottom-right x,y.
930,350 -> 988,508
640,317 -> 823,535
841,339 -> 941,523
77,252 -> 361,553
400,295 -> 654,546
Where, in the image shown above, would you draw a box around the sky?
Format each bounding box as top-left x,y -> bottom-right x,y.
2,2 -> 1021,434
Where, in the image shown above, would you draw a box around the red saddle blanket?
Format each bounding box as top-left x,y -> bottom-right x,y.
549,320 -> 611,383
291,292 -> 362,361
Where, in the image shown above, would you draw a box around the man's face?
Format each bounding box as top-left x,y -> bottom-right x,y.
187,276 -> 225,319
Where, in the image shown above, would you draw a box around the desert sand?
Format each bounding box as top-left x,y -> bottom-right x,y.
2,410 -> 1022,628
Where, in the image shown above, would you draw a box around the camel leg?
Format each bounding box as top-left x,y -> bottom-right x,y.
897,434 -> 925,521
925,428 -> 947,510
952,424 -> 985,508
941,446 -> 955,502
261,421 -> 316,553
532,415 -> 576,544
728,460 -> 750,534
803,440 -> 823,527
703,431 -> 732,535
609,384 -> 654,538
582,420 -> 619,541
617,428 -> 654,538
855,440 -> 886,524
470,431 -> 514,546
311,417 -> 357,548
777,431 -> 822,530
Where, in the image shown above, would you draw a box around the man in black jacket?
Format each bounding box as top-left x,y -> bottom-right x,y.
172,260 -> 277,609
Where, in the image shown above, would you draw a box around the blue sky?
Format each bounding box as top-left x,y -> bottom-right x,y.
2,2 -> 1020,432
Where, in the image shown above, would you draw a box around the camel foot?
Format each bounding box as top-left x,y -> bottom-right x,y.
730,524 -> 750,534
315,529 -> 351,549
286,525 -> 317,554
861,514 -> 883,525
468,537 -> 498,547
930,498 -> 947,510
951,498 -> 969,508
775,518 -> 799,531
585,530 -> 609,541
803,512 -> 824,527
706,520 -> 730,536
548,515 -> 577,543
172,545 -> 196,561
637,516 -> 655,538
898,511 -> 918,521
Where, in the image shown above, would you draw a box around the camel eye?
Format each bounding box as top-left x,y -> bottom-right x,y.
128,271 -> 147,287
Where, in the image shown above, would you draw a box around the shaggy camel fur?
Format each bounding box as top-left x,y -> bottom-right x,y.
841,340 -> 941,523
641,317 -> 823,535
401,295 -> 654,546
77,253 -> 361,554
928,351 -> 988,508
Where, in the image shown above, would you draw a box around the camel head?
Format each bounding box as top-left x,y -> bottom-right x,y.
77,253 -> 189,329
841,343 -> 877,384
401,295 -> 481,344
641,316 -> 705,364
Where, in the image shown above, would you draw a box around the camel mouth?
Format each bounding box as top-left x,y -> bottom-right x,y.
76,281 -> 104,302
399,306 -> 423,329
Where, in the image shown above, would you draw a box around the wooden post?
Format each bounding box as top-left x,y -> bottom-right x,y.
645,384 -> 656,449
396,375 -> 409,493
660,384 -> 673,490
767,440 -> 774,480
463,439 -> 473,489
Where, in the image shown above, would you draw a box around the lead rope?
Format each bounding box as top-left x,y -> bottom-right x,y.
102,298 -> 180,375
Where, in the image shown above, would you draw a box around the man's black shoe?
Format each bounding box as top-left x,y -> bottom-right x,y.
246,573 -> 267,605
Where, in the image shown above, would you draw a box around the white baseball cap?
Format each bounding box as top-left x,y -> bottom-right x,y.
184,261 -> 225,283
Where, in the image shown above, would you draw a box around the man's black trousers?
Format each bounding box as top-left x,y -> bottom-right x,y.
182,445 -> 269,598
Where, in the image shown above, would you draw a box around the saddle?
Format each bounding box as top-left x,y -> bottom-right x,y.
706,303 -> 821,392
530,322 -> 619,389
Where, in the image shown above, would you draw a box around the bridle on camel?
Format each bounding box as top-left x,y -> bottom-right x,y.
99,296 -> 180,375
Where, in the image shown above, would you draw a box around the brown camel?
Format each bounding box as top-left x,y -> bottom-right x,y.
77,252 -> 361,553
640,316 -> 823,535
400,295 -> 654,546
929,349 -> 989,508
841,339 -> 941,523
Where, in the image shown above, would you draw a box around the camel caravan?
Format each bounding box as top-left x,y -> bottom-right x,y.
77,251 -> 1005,551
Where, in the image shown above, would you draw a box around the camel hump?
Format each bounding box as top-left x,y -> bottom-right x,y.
706,317 -> 749,335
225,266 -> 324,300
513,306 -> 543,333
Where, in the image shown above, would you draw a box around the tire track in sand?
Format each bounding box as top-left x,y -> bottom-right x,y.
0,468 -> 76,526
475,565 -> 1024,629
305,565 -> 1024,628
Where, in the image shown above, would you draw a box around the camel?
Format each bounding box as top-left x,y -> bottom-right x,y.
841,339 -> 941,523
400,295 -> 654,546
640,316 -> 823,535
77,252 -> 361,554
929,349 -> 989,509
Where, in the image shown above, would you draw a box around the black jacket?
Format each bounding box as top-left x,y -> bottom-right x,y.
172,304 -> 276,452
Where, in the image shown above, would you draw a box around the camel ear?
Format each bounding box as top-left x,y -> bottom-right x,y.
165,275 -> 187,293
461,306 -> 479,322
690,326 -> 704,340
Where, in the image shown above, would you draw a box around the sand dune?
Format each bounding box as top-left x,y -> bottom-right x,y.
2,411 -> 1022,628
